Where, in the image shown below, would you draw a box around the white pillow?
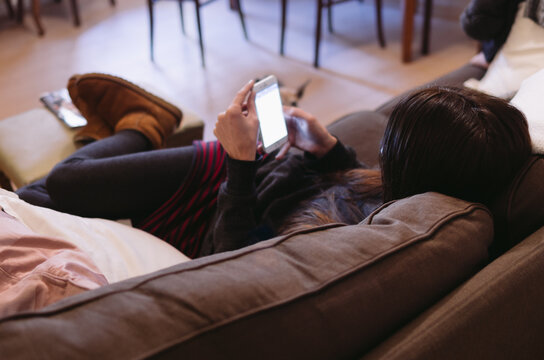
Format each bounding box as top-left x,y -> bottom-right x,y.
510,68 -> 544,154
464,2 -> 544,99
0,189 -> 190,283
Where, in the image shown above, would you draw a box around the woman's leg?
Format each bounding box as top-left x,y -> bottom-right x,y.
15,178 -> 57,209
17,130 -> 195,219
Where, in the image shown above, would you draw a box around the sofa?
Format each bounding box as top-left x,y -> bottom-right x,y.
0,61 -> 543,359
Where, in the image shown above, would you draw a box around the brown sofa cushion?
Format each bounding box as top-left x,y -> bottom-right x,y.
490,155 -> 544,256
0,192 -> 493,359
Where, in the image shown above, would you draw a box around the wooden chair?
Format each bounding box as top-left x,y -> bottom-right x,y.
147,0 -> 248,68
66,0 -> 116,27
14,0 -> 116,36
3,0 -> 14,18
280,0 -> 385,68
15,0 -> 44,36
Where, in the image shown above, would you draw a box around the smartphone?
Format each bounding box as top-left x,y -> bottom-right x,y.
253,75 -> 288,153
40,88 -> 87,128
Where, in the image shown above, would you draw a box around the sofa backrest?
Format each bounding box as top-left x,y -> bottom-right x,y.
327,110 -> 388,169
0,192 -> 493,359
491,155 -> 544,257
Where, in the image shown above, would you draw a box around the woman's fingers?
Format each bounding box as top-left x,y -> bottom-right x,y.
246,90 -> 257,115
233,80 -> 255,107
275,142 -> 291,160
213,82 -> 259,161
283,106 -> 315,122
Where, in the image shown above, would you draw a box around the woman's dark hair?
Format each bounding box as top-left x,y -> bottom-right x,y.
280,169 -> 382,234
380,86 -> 532,205
281,86 -> 531,234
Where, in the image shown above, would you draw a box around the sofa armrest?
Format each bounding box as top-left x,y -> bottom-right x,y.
362,225 -> 544,360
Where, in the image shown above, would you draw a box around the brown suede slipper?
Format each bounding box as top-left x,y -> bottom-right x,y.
68,73 -> 183,148
73,120 -> 113,144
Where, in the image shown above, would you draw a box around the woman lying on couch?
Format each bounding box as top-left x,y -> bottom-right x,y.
16,73 -> 532,260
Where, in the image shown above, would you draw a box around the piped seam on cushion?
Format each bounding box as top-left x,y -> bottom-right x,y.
135,203 -> 492,358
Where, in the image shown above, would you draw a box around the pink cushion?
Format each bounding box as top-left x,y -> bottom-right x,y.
0,211 -> 108,317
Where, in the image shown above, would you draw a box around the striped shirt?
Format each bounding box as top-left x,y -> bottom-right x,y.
134,141 -> 227,258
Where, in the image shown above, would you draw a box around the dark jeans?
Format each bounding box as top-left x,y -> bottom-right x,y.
16,130 -> 195,220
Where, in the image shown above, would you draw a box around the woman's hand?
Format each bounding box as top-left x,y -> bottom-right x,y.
214,80 -> 259,161
276,106 -> 337,159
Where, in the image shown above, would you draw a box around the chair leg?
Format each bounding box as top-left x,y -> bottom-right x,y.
4,0 -> 15,19
147,0 -> 154,61
314,0 -> 323,68
31,0 -> 45,36
15,0 -> 45,35
421,0 -> 432,55
16,0 -> 23,23
233,0 -> 248,40
194,0 -> 205,67
327,0 -> 333,33
178,0 -> 185,34
280,0 -> 287,55
375,0 -> 385,47
69,0 -> 81,27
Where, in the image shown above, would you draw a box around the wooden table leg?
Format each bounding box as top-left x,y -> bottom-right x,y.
421,0 -> 432,55
401,0 -> 415,63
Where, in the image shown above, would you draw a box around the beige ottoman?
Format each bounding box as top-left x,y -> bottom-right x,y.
0,108 -> 204,189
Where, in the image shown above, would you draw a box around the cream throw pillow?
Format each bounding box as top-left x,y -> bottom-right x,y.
0,189 -> 190,284
464,2 -> 544,99
510,68 -> 544,154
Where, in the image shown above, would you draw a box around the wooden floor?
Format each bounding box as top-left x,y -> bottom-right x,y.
0,0 -> 477,141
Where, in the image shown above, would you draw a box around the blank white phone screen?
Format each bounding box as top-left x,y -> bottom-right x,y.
255,83 -> 287,148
